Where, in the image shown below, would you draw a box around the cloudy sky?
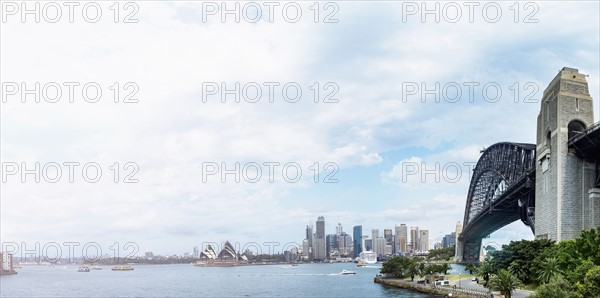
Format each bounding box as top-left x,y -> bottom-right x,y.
1,1 -> 599,257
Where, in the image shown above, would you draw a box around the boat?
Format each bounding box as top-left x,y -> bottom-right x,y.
77,266 -> 90,272
111,266 -> 134,271
356,261 -> 366,267
358,251 -> 377,264
90,266 -> 102,270
340,269 -> 356,275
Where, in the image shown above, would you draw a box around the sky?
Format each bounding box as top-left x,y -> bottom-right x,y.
1,1 -> 599,258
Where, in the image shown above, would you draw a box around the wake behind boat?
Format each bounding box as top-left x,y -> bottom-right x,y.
112,266 -> 134,271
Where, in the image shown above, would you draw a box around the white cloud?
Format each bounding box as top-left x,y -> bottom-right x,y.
1,1 -> 598,254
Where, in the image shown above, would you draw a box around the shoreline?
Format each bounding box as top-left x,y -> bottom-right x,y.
374,277 -> 489,298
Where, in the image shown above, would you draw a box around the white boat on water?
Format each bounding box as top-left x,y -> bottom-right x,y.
340,269 -> 356,275
358,251 -> 377,264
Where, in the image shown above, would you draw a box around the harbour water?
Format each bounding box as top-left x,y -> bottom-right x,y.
0,263 -> 441,297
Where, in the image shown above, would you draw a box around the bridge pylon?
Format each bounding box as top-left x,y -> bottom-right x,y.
535,67 -> 598,241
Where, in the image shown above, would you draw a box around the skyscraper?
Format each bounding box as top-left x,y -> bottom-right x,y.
395,224 -> 408,254
336,222 -> 343,236
353,225 -> 362,258
314,216 -> 326,260
419,230 -> 429,252
410,227 -> 419,253
337,232 -> 352,256
316,216 -> 325,239
305,224 -> 314,260
384,229 -> 393,253
371,229 -> 380,255
326,234 -> 337,259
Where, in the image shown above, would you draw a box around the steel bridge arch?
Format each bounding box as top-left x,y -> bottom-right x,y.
458,142 -> 536,262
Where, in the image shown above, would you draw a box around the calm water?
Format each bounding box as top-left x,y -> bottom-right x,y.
0,263 -> 441,297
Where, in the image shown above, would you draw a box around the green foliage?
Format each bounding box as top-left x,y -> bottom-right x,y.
488,269 -> 522,298
575,266 -> 600,298
426,246 -> 455,261
487,239 -> 555,284
380,256 -> 418,280
465,262 -> 479,275
477,259 -> 494,287
483,228 -> 599,297
531,277 -> 576,298
535,257 -> 562,284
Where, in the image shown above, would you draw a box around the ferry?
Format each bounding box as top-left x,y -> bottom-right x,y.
340,269 -> 356,275
111,266 -> 134,271
358,251 -> 377,264
77,266 -> 90,272
356,261 -> 366,267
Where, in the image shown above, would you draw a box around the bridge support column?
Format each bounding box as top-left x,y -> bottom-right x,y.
590,188 -> 600,228
462,239 -> 482,263
455,239 -> 464,263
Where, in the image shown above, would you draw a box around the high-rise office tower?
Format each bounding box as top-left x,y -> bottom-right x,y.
410,227 -> 419,253
384,229 -> 393,253
316,216 -> 325,239
419,230 -> 429,252
395,224 -> 408,254
326,234 -> 337,259
371,229 -> 380,254
306,224 -> 314,260
336,222 -> 343,236
353,225 -> 362,258
314,216 -> 326,260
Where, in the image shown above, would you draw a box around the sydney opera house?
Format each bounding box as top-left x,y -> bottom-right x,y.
194,241 -> 249,267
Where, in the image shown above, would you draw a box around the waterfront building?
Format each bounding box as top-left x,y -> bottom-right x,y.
326,234 -> 337,258
313,238 -> 326,261
1,252 -> 15,275
352,225 -> 362,258
337,232 -> 353,256
364,238 -> 373,251
196,241 -> 245,266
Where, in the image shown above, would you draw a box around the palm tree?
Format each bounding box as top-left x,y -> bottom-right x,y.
508,261 -> 528,283
465,262 -> 478,275
488,269 -> 522,298
536,257 -> 562,284
477,261 -> 493,287
440,263 -> 451,275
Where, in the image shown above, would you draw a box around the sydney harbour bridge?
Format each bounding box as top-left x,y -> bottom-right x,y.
456,68 -> 600,262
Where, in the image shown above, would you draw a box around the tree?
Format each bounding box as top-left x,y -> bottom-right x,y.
439,263 -> 451,275
477,259 -> 494,287
531,276 -> 576,298
465,262 -> 479,275
487,269 -> 522,298
487,239 -> 555,284
576,266 -> 600,298
536,257 -> 562,284
508,260 -> 528,282
380,256 -> 419,280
